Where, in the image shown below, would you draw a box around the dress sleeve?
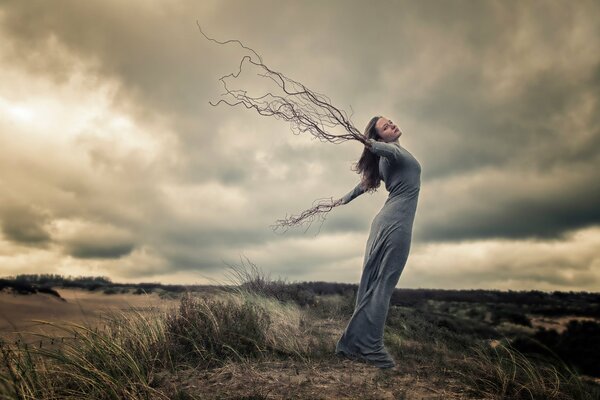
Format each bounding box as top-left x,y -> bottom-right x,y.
367,138 -> 402,161
341,181 -> 367,205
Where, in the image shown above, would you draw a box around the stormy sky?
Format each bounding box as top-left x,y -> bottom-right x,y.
0,0 -> 599,291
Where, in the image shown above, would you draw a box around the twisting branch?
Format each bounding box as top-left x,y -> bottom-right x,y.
269,197 -> 343,235
198,22 -> 363,232
197,22 -> 368,146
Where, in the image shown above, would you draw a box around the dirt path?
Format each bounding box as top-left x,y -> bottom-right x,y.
158,356 -> 470,400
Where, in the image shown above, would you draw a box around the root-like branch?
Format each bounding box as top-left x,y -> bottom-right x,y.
197,22 -> 368,146
198,23 -> 364,232
269,197 -> 342,235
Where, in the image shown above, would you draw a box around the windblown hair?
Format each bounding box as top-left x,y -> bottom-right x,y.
353,115 -> 383,192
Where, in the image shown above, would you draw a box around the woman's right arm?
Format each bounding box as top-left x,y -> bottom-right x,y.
366,138 -> 402,161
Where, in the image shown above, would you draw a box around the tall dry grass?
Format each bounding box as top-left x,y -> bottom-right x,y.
455,339 -> 598,400
1,259 -> 598,399
0,265 -> 336,399
164,290 -> 330,368
0,307 -> 171,399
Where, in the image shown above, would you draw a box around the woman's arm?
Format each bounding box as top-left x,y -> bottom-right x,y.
335,138 -> 397,205
338,181 -> 367,205
366,138 -> 402,161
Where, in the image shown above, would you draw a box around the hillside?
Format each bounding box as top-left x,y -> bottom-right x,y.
1,268 -> 599,399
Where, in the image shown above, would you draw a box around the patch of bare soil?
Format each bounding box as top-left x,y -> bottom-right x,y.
0,288 -> 178,343
159,357 -> 470,400
527,314 -> 599,334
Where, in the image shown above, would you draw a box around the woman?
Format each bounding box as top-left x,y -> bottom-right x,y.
334,115 -> 421,369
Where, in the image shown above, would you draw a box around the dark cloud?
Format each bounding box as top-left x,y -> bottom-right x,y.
417,191 -> 600,243
65,241 -> 135,259
0,204 -> 52,246
59,223 -> 137,259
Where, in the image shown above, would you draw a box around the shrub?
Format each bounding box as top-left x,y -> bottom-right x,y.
310,291 -> 356,320
165,292 -> 271,367
455,339 -> 597,400
492,308 -> 533,327
36,286 -> 64,300
222,257 -> 317,307
529,321 -> 600,377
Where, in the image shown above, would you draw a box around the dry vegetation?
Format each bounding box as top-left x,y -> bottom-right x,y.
1,264 -> 599,399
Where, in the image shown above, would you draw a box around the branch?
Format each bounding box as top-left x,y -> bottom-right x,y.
197,21 -> 369,146
269,197 -> 342,235
198,23 -> 364,232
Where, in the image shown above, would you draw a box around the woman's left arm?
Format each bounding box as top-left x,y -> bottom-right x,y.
338,181 -> 367,205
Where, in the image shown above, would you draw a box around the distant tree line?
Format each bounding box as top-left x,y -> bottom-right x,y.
2,274 -> 598,317
0,274 -> 214,294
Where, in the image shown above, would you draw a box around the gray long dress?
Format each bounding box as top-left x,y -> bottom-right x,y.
335,138 -> 421,369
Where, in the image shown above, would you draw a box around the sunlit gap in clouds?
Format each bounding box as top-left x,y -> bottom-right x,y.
0,98 -> 35,123
0,64 -> 166,162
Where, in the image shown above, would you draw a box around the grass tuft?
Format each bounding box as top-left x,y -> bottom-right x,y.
454,339 -> 597,400
0,307 -> 171,399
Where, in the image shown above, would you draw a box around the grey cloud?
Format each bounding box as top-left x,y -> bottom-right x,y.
66,241 -> 135,259
0,204 -> 52,246
0,1 -> 213,113
1,0 -> 599,287
402,50 -> 600,180
414,159 -> 600,242
4,0 -> 598,178
58,222 -> 137,260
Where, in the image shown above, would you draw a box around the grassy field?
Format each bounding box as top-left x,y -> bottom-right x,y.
1,267 -> 599,399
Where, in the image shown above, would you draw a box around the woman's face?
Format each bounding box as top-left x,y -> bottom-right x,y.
375,117 -> 401,142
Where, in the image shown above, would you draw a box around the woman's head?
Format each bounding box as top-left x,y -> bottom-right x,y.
365,115 -> 401,143
364,115 -> 382,140
353,115 -> 398,192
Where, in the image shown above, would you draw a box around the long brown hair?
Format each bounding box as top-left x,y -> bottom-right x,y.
352,115 -> 382,192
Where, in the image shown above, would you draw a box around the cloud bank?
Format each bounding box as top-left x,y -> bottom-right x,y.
0,0 -> 598,291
